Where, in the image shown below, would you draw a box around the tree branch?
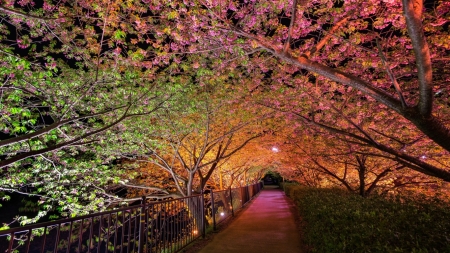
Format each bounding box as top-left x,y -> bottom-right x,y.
0,100 -> 165,168
0,105 -> 127,148
402,0 -> 433,116
304,15 -> 351,58
376,39 -> 407,108
283,0 -> 298,53
231,27 -> 450,152
118,182 -> 169,194
0,5 -> 60,21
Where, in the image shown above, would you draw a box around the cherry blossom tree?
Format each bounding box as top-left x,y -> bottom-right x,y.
163,0 -> 450,180
1,0 -> 450,224
0,0 -> 190,224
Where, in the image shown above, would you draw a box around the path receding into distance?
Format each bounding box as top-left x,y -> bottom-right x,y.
197,186 -> 303,253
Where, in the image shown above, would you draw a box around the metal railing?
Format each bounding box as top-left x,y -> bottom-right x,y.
0,182 -> 263,253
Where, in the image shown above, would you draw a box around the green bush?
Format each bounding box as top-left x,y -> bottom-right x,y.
284,185 -> 450,253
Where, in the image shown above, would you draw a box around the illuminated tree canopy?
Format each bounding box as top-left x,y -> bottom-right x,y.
0,0 -> 449,225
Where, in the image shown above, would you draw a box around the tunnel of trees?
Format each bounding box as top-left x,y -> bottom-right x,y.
0,0 -> 449,227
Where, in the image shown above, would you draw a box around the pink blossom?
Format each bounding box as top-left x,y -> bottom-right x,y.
43,2 -> 55,11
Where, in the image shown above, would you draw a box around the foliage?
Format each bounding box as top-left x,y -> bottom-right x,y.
1,0 -> 450,227
284,184 -> 450,253
0,0 -> 182,225
158,0 -> 450,182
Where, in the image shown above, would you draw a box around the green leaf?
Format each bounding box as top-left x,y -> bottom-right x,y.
114,30 -> 126,40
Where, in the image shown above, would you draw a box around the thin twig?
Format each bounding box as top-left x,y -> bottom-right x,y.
376,38 -> 407,108
284,0 -> 298,53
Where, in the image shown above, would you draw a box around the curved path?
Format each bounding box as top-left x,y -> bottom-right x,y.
197,186 -> 303,253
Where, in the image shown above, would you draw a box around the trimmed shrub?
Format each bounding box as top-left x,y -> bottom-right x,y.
284,185 -> 450,253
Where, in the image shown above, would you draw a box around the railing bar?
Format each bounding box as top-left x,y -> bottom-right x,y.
24,229 -> 32,253
182,200 -> 186,248
155,204 -> 159,253
187,199 -> 190,245
113,211 -> 118,253
197,196 -> 200,239
133,207 -> 138,253
180,202 -> 183,248
169,201 -> 172,252
154,205 -> 158,253
185,200 -> 188,247
175,201 -> 178,252
149,204 -> 155,253
165,202 -> 169,253
178,200 -> 181,249
180,200 -> 184,249
157,203 -> 160,253
171,201 -> 174,252
167,202 -> 171,251
126,210 -> 131,253
163,202 -> 167,252
120,211 -> 125,253
171,202 -> 174,252
53,224 -> 61,253
159,203 -> 162,253
174,200 -> 177,251
191,199 -> 195,242
7,232 -> 14,253
144,203 -> 149,252
167,202 -> 170,253
183,200 -> 186,248
211,189 -> 216,231
157,204 -> 161,253
105,213 -> 111,253
40,226 -> 48,253
230,188 -> 234,216
192,198 -> 194,241
138,197 -> 146,253
192,199 -> 195,242
162,203 -> 165,253
166,203 -> 173,252
97,215 -> 103,253
78,219 -> 84,253
88,217 -> 94,253
66,221 -> 74,253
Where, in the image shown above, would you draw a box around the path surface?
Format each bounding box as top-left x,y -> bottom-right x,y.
197,186 -> 303,253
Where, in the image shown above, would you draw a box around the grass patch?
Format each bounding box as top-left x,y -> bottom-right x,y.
284,184 -> 450,253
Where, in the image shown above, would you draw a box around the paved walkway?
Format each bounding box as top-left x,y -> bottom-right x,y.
197,186 -> 303,253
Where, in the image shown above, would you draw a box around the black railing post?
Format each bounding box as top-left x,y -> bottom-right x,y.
211,189 -> 216,231
229,187 -> 234,216
138,196 -> 146,253
200,191 -> 206,238
246,184 -> 250,203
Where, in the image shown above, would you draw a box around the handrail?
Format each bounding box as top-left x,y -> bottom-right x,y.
0,194 -> 202,235
0,182 -> 264,253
